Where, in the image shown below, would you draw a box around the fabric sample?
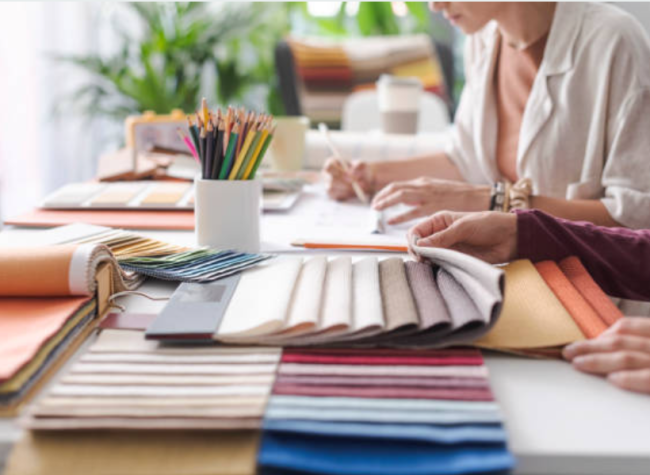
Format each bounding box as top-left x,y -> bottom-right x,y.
264,407 -> 501,424
217,258 -> 303,338
279,353 -> 483,366
437,269 -> 483,331
559,256 -> 623,327
405,261 -> 451,329
274,375 -> 490,389
379,258 -> 419,331
278,363 -> 489,378
268,395 -> 498,413
278,256 -> 328,336
5,430 -> 260,475
535,261 -> 607,339
350,257 -> 384,333
318,256 -> 353,332
262,420 -> 509,445
270,384 -> 494,401
258,432 -> 515,475
476,260 -> 585,349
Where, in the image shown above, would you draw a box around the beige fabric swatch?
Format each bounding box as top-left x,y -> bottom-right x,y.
60,373 -> 275,387
38,396 -> 267,408
351,257 -> 384,333
48,384 -> 271,398
476,260 -> 585,350
23,418 -> 262,431
379,258 -> 419,331
5,430 -> 258,475
265,256 -> 328,341
216,258 -> 303,339
70,362 -> 279,375
30,405 -> 265,419
80,352 -> 281,364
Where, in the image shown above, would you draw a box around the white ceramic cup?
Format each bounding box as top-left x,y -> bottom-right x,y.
194,178 -> 261,253
377,74 -> 423,135
267,116 -> 310,171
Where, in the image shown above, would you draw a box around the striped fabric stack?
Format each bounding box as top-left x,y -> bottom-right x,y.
288,34 -> 447,126
258,347 -> 515,475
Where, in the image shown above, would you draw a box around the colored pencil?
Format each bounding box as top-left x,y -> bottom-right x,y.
249,124 -> 275,180
219,124 -> 239,180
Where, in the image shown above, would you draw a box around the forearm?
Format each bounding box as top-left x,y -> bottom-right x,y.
529,196 -> 621,227
370,152 -> 464,191
516,209 -> 650,301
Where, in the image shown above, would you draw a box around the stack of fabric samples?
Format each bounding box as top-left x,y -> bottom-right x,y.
287,34 -> 447,125
48,223 -> 273,283
25,330 -> 281,430
258,347 -> 515,475
149,248 -> 505,347
0,299 -> 97,417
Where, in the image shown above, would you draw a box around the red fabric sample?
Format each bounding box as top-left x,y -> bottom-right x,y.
280,354 -> 484,366
559,256 -> 623,327
275,374 -> 490,389
272,384 -> 494,401
535,261 -> 607,338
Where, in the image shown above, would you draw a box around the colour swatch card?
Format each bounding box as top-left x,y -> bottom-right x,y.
26,330 -> 281,430
40,180 -> 301,212
258,347 -> 515,475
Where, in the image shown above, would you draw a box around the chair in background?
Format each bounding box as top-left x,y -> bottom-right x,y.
341,89 -> 450,134
275,35 -> 455,127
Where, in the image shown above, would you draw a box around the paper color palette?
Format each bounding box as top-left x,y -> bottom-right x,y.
258,347 -> 515,475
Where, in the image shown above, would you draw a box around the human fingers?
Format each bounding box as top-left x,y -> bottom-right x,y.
323,157 -> 347,176
572,351 -> 650,375
608,369 -> 650,395
601,317 -> 650,339
563,335 -> 650,361
388,206 -> 433,226
373,187 -> 425,211
416,219 -> 469,250
372,181 -> 416,208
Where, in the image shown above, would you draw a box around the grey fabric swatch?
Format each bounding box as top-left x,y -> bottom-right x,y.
404,261 -> 451,329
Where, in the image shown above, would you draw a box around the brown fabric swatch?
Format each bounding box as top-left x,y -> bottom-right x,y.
378,258 -> 419,331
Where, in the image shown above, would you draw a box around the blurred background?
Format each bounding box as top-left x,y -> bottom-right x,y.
0,1 -> 648,221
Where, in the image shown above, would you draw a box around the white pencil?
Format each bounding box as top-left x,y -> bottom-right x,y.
319,123 -> 368,204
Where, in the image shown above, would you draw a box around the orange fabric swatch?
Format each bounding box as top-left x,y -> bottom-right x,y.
535,261 -> 607,339
0,297 -> 90,380
4,209 -> 195,230
559,256 -> 623,327
0,246 -> 75,297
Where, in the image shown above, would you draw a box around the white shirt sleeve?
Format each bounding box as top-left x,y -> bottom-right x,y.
601,87 -> 650,229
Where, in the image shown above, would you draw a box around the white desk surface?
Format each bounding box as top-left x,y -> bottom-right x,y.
2,198 -> 650,475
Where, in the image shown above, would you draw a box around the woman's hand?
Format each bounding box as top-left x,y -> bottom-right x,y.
563,318 -> 650,395
372,177 -> 491,225
407,211 -> 518,264
323,158 -> 374,201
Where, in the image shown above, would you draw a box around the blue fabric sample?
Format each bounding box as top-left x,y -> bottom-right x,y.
258,431 -> 516,475
262,419 -> 508,445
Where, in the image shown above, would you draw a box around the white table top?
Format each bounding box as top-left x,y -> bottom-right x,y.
2,202 -> 650,475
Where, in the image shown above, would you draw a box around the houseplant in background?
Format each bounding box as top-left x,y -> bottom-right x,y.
56,2 -> 291,122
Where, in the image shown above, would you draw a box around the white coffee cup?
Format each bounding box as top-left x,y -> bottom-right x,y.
377,75 -> 423,135
267,116 -> 310,171
194,178 -> 261,253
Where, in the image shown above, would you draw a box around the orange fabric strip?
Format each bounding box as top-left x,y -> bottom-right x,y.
0,246 -> 75,296
559,256 -> 624,327
535,261 -> 607,339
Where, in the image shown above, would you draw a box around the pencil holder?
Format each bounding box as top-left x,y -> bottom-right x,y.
195,178 -> 261,253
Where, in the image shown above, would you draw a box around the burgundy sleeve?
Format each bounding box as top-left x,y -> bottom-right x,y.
515,209 -> 650,301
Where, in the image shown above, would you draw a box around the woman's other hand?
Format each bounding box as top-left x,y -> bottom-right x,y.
323,158 -> 374,201
563,318 -> 650,395
408,211 -> 518,264
372,177 -> 491,225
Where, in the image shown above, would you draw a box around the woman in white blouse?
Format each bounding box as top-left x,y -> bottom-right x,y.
324,2 -> 650,230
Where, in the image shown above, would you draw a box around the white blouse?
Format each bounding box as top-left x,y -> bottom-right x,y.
445,2 -> 650,229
